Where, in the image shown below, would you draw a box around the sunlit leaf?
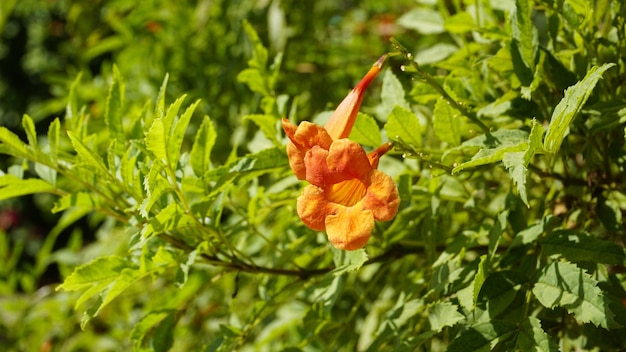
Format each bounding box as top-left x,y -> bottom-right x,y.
0,174 -> 59,201
105,65 -> 125,147
385,105 -> 421,148
541,229 -> 626,265
433,97 -> 462,145
190,115 -> 217,177
427,302 -> 464,332
544,63 -> 615,154
349,112 -> 381,148
532,261 -> 616,328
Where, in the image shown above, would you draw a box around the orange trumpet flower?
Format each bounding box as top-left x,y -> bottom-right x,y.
282,55 -> 400,250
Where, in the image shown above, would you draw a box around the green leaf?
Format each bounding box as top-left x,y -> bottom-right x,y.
168,99 -> 200,166
0,174 -> 58,201
47,117 -> 60,161
453,143 -> 527,173
52,192 -> 99,213
396,8 -> 444,34
444,12 -> 475,33
332,248 -> 368,276
0,125 -> 31,159
21,114 -> 37,148
447,321 -> 517,352
517,316 -> 558,352
380,70 -> 409,120
237,68 -> 269,96
472,255 -> 488,309
544,63 -> 615,153
427,302 -> 464,332
141,203 -> 196,239
130,310 -> 175,351
57,255 -> 129,292
511,0 -> 537,86
503,151 -> 528,206
243,114 -> 279,144
524,119 -> 544,164
155,73 -> 169,115
145,118 -> 168,164
476,271 -> 529,320
349,112 -> 381,148
532,261 -> 616,328
67,131 -> 110,176
65,72 -> 83,132
385,105 -> 422,148
541,229 -> 626,265
205,147 -> 288,180
433,97 -> 462,145
105,65 -> 125,147
190,115 -> 217,177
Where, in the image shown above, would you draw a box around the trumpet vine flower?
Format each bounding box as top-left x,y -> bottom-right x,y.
282,55 -> 400,250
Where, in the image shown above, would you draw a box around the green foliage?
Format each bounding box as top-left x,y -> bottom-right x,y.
1,0 -> 626,351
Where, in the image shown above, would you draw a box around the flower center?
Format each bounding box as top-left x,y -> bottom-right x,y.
327,178 -> 367,207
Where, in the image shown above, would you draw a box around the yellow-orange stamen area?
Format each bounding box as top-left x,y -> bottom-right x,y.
326,178 -> 367,207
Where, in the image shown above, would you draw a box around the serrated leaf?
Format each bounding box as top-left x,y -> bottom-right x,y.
332,248 -> 368,276
244,114 -> 279,144
145,118 -> 168,164
532,261 -> 615,328
0,126 -> 31,159
517,316 -> 558,352
544,63 -> 615,153
380,70 -> 409,120
105,65 -> 125,146
511,0 -> 537,87
541,229 -> 626,265
0,175 -> 58,201
155,74 -> 169,115
52,192 -> 99,213
427,302 -> 464,332
48,118 -> 60,161
67,131 -> 110,176
433,97 -> 462,145
385,105 -> 421,148
66,72 -> 83,131
206,147 -> 288,180
349,112 -> 381,147
57,255 -> 129,292
503,151 -> 528,206
447,321 -> 517,352
452,142 -> 527,173
141,203 -> 196,239
169,99 -> 200,166
477,271 -> 529,319
473,255 -> 488,308
21,114 -> 37,148
190,115 -> 217,177
524,119 -> 544,164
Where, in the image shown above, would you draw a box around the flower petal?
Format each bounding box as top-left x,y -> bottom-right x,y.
303,145 -> 331,187
361,170 -> 400,221
326,139 -> 372,180
296,185 -> 337,231
325,204 -> 374,250
324,55 -> 387,140
282,118 -> 333,180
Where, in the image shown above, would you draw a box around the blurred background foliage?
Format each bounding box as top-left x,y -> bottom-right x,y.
1,0 -> 626,351
0,0 -> 418,349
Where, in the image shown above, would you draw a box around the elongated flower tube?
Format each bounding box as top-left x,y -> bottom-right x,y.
282,55 -> 400,250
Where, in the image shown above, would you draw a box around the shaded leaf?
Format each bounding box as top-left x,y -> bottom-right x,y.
541,229 -> 626,265
448,321 -> 517,352
517,316 -> 558,352
427,302 -> 464,332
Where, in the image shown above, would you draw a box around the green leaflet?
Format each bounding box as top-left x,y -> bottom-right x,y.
385,105 -> 422,148
0,125 -> 32,159
105,65 -> 125,148
447,321 -> 517,352
381,70 -> 410,120
169,99 -> 200,166
511,0 -> 537,89
21,114 -> 37,149
517,317 -> 559,352
349,112 -> 382,148
433,97 -> 461,146
544,63 -> 615,154
0,174 -> 60,201
190,115 -> 217,177
332,248 -> 368,276
244,114 -> 280,145
532,261 -> 616,328
427,302 -> 464,332
541,229 -> 626,265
